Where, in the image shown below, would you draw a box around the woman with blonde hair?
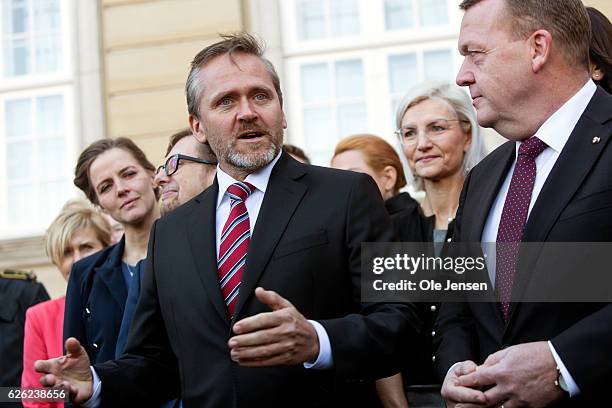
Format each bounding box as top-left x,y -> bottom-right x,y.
21,199 -> 110,408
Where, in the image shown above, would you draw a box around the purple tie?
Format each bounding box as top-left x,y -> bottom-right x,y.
496,136 -> 547,320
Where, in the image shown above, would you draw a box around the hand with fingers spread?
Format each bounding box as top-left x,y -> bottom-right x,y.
456,342 -> 564,408
228,287 -> 320,367
440,360 -> 487,408
34,337 -> 94,404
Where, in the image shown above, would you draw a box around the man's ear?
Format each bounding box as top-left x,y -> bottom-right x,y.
530,29 -> 553,73
189,114 -> 207,143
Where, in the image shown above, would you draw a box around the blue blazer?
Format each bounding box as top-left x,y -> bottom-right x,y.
63,238 -> 127,364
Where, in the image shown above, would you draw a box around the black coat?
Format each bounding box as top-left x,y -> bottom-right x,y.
94,153 -> 419,408
64,239 -> 127,364
385,192 -> 452,387
0,274 -> 48,408
434,87 -> 612,406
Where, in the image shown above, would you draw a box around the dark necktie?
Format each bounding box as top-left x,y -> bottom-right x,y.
496,136 -> 547,320
218,181 -> 254,317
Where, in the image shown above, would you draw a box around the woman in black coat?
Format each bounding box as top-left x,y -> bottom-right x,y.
64,138 -> 160,364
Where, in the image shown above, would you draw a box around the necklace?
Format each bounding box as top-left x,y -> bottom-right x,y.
124,262 -> 135,277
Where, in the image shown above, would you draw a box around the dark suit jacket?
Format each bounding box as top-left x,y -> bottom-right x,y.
94,153 -> 418,408
64,239 -> 128,364
0,276 -> 48,403
434,87 -> 612,406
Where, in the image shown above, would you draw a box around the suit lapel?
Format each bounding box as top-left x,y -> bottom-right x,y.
467,143 -> 516,327
507,88 -> 612,322
465,142 -> 515,242
95,239 -> 128,312
185,180 -> 230,324
233,154 -> 307,318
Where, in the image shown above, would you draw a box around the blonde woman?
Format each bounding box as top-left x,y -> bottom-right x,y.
21,199 -> 110,408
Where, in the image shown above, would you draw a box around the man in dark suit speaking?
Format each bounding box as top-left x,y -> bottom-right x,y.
436,0 -> 612,407
35,33 -> 417,407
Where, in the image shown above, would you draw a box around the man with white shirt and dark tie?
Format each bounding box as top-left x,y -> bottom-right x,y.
435,0 -> 612,407
35,32 -> 418,407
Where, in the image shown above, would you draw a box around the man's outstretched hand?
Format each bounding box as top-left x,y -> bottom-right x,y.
228,287 -> 320,367
35,337 -> 94,404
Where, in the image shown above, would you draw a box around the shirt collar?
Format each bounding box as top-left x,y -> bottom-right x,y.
216,151 -> 283,209
517,79 -> 597,155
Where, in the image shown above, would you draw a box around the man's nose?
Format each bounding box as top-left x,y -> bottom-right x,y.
155,170 -> 169,186
456,58 -> 475,87
237,99 -> 258,122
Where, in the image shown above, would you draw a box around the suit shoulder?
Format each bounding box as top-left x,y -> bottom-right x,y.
469,140 -> 514,177
303,164 -> 372,189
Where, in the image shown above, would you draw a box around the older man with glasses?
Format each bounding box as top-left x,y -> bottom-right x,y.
155,128 -> 218,216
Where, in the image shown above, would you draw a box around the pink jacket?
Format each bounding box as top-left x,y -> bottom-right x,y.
21,296 -> 65,408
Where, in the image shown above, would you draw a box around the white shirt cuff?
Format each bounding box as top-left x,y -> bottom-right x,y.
548,341 -> 580,397
447,361 -> 462,376
303,320 -> 333,369
81,366 -> 102,408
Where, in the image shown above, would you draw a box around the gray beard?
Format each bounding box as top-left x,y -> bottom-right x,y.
225,144 -> 280,171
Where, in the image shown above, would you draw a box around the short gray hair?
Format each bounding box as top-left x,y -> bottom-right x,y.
460,0 -> 591,69
395,81 -> 487,191
186,32 -> 283,119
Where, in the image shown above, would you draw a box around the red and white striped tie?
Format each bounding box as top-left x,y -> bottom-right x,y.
218,181 -> 254,317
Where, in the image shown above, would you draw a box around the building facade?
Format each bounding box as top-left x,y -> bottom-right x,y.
0,0 -> 609,296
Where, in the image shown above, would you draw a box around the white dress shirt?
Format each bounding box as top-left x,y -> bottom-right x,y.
480,79 -> 597,396
84,152 -> 333,407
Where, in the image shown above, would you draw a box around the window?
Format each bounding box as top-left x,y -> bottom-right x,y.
0,0 -> 82,238
275,0 -> 461,165
296,0 -> 360,41
384,0 -> 449,31
1,89 -> 73,234
2,0 -> 63,77
300,58 -> 367,163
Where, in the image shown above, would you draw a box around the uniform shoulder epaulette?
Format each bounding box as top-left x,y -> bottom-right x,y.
0,269 -> 37,282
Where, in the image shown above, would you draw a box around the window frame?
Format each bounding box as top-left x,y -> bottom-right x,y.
0,84 -> 76,238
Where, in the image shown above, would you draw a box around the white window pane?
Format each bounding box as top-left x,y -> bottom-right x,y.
337,103 -> 367,137
8,184 -> 35,225
385,0 -> 414,30
424,50 -> 453,81
38,138 -> 65,178
7,142 -> 33,180
37,94 -> 64,135
35,35 -> 62,73
34,0 -> 61,33
420,0 -> 449,26
7,0 -> 29,34
297,0 -> 325,41
6,38 -> 31,76
301,63 -> 330,103
335,59 -> 364,99
39,181 -> 69,224
303,107 -> 333,150
389,54 -> 418,94
330,0 -> 359,37
5,98 -> 32,138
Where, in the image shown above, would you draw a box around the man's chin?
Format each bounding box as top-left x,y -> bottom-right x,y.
161,199 -> 180,216
227,146 -> 279,171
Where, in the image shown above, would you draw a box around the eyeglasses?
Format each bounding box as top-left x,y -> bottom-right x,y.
395,119 -> 469,147
156,154 -> 217,177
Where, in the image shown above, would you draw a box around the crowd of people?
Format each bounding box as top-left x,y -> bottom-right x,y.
2,0 -> 612,407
